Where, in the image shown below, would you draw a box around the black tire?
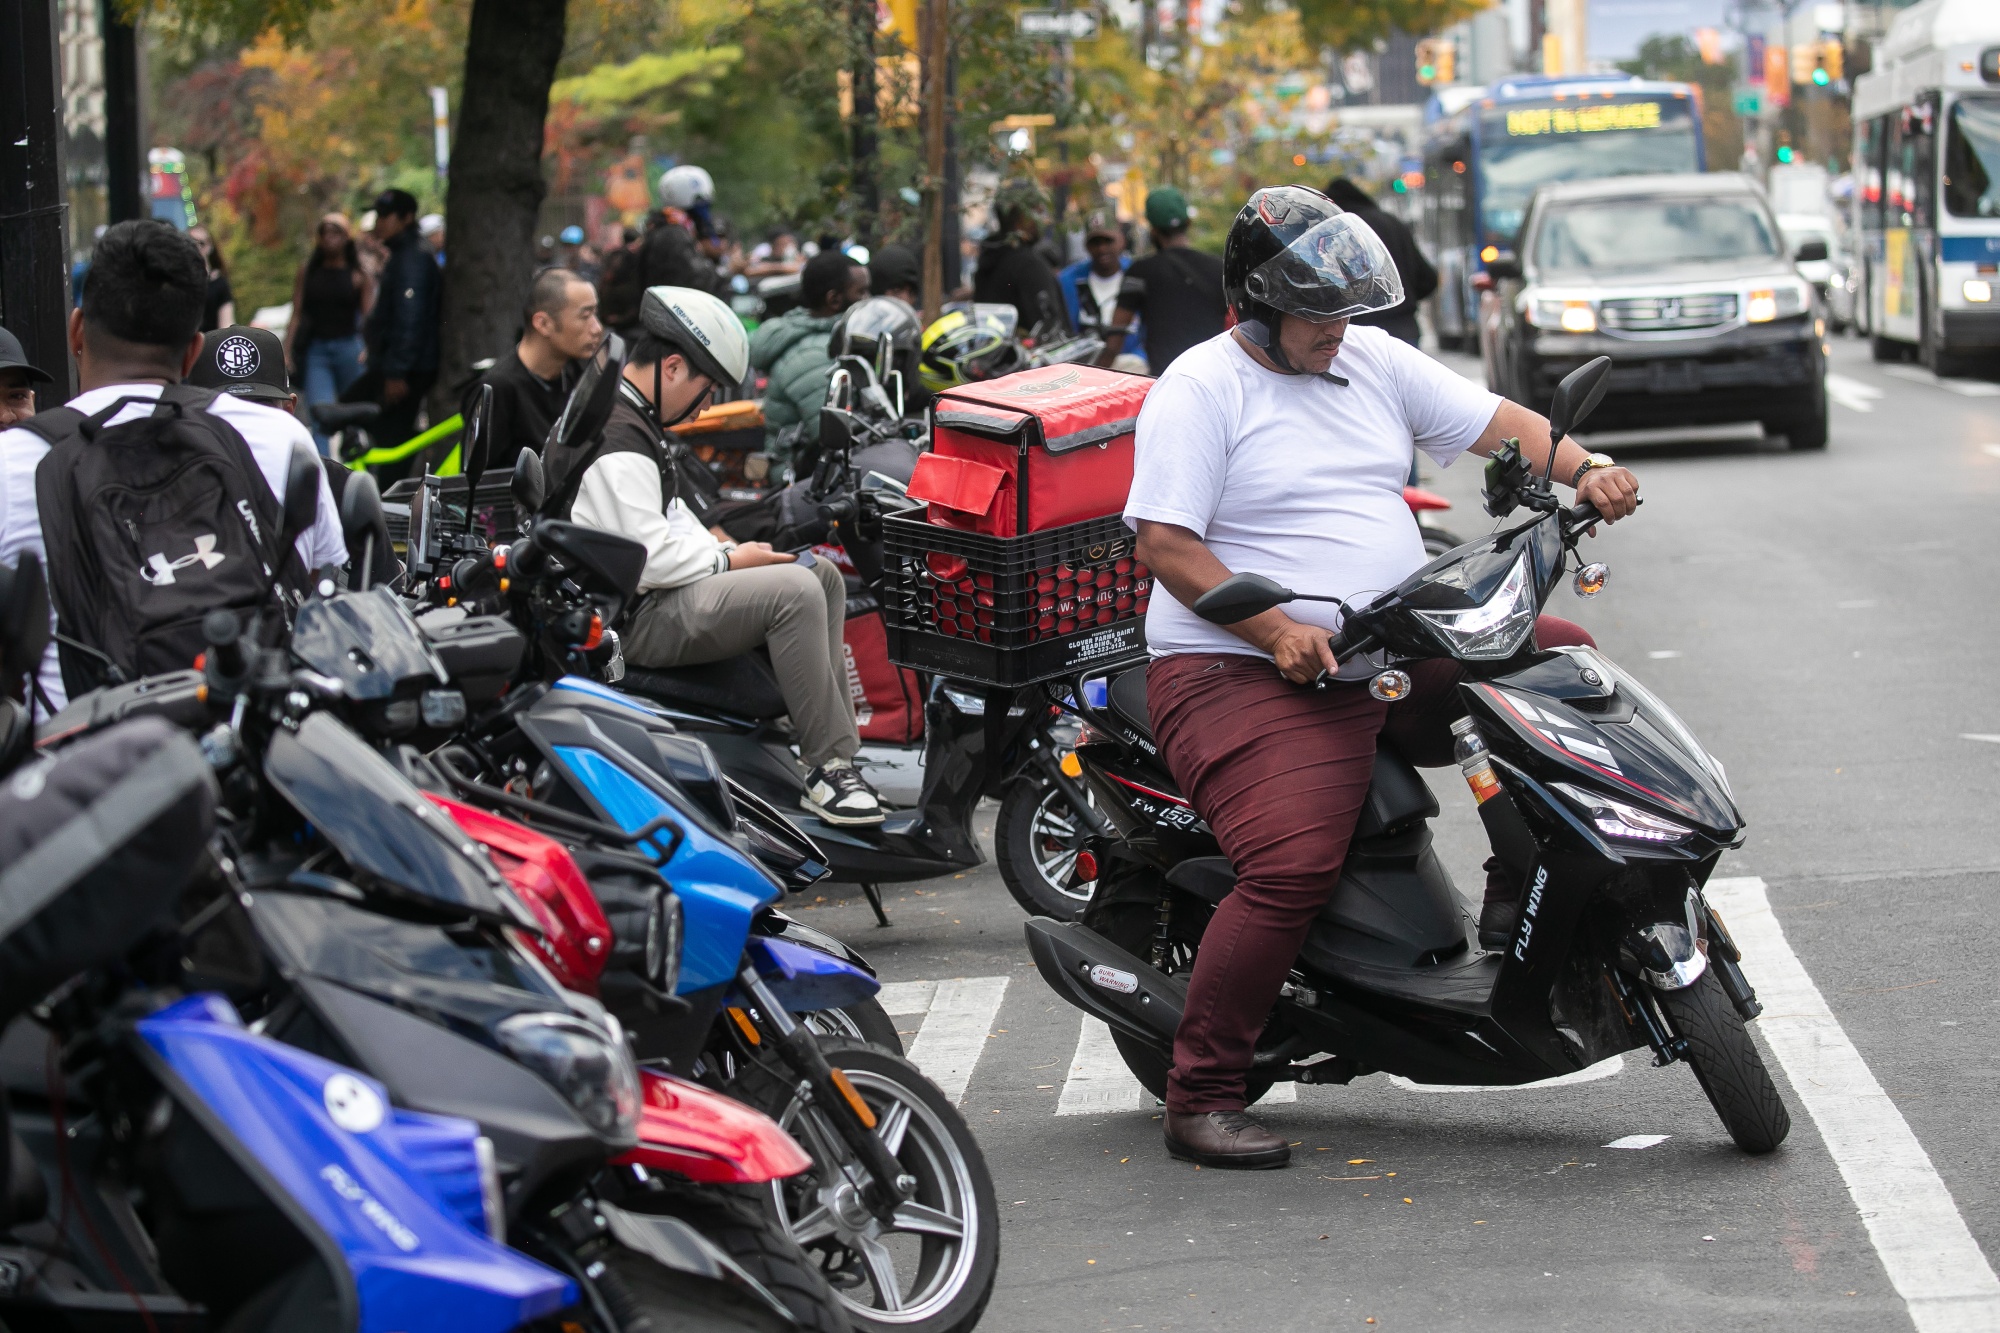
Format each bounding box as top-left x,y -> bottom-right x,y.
1870,333 -> 1910,363
746,1039 -> 998,1333
995,777 -> 1097,921
1654,969 -> 1791,1155
1764,383 -> 1828,451
628,1180 -> 853,1333
1083,897 -> 1279,1107
803,996 -> 903,1054
601,1242 -> 797,1333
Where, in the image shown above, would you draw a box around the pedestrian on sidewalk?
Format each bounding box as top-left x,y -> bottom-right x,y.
286,213 -> 374,455
356,189 -> 440,481
1100,188 -> 1226,375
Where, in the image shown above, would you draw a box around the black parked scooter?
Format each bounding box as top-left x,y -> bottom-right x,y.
1023,358 -> 1791,1155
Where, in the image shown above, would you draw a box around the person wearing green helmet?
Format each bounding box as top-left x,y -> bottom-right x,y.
972,178 -> 1071,337
1098,186 -> 1227,374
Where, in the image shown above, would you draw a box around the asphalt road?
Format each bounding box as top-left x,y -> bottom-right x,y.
788,334 -> 2000,1332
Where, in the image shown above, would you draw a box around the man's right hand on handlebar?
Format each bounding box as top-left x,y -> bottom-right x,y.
1258,615 -> 1341,685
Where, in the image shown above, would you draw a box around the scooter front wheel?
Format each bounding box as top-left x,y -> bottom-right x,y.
1654,969 -> 1791,1155
754,1039 -> 999,1333
803,996 -> 904,1054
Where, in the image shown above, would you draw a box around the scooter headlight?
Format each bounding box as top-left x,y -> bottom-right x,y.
497,1012 -> 641,1145
1553,782 -> 1693,844
1415,557 -> 1537,660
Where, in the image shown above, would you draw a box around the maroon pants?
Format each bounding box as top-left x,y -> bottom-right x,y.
1147,616 -> 1594,1114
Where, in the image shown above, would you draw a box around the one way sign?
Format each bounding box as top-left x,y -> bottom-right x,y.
1017,9 -> 1099,39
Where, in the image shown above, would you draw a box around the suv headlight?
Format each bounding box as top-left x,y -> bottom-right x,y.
1746,280 -> 1810,323
1415,557 -> 1537,660
1527,296 -> 1597,332
496,1011 -> 641,1144
1553,782 -> 1693,844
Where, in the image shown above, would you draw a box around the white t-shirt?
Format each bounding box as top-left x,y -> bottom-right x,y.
1123,327 -> 1501,660
0,383 -> 349,710
1085,268 -> 1124,325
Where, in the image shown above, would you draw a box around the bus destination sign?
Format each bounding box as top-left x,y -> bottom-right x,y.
1505,101 -> 1664,137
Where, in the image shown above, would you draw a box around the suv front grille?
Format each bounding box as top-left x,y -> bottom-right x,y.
1599,293 -> 1738,332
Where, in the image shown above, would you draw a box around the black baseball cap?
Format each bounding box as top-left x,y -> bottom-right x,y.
190,326 -> 292,403
0,325 -> 53,384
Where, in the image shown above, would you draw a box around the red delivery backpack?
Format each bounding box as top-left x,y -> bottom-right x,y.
843,594 -> 923,743
905,365 -> 1152,536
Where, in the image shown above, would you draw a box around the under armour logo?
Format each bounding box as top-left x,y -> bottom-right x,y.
143,534 -> 226,585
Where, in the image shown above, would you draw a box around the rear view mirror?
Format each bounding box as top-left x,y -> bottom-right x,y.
512,449 -> 546,526
548,330 -> 625,455
462,382 -> 494,503
340,471 -> 390,592
1548,356 -> 1613,445
1795,239 -> 1829,263
282,443 -> 322,543
0,554 -> 51,687
1192,572 -> 1294,625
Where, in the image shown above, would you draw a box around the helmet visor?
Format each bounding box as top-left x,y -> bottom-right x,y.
1244,213 -> 1405,322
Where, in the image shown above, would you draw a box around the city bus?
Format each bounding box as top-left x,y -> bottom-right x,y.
1851,0 -> 2000,376
1420,73 -> 1706,350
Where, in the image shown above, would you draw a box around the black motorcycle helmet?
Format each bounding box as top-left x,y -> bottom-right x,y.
1223,184 -> 1405,373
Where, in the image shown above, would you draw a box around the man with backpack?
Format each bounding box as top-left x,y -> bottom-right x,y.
0,220 -> 346,711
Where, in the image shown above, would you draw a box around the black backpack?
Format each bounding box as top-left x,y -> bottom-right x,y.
23,384 -> 306,695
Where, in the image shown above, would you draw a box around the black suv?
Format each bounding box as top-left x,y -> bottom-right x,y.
1479,172 -> 1828,449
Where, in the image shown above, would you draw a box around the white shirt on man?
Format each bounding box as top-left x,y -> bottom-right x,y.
1123,326 -> 1501,660
0,383 -> 349,710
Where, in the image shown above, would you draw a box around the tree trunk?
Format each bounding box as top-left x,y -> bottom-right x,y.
848,0 -> 880,246
438,0 -> 567,418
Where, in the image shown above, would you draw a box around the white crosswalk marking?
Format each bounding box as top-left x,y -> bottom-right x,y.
902,976 -> 1009,1105
1825,372 -> 1882,413
1707,876 -> 2000,1332
1057,1018 -> 1142,1116
875,979 -> 937,1016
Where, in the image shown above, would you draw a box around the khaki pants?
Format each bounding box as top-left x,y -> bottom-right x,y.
621,558 -> 858,769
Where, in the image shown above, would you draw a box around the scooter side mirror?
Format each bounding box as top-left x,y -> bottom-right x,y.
339,471 -> 392,592
281,444 -> 322,545
1547,355 -> 1613,445
512,448 -> 546,522
462,382 -> 494,503
0,553 -> 51,686
1192,572 -> 1294,625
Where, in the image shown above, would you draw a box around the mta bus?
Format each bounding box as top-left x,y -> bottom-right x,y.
1421,73 -> 1706,350
1851,0 -> 2000,375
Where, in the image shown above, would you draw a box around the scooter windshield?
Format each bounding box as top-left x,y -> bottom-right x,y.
265,713 -> 524,923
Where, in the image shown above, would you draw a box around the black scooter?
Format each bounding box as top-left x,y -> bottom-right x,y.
1023,358 -> 1792,1155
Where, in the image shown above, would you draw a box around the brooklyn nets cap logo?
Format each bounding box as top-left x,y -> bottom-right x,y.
215,334 -> 260,379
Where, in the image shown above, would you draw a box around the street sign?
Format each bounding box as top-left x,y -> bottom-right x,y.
1733,88 -> 1765,116
1017,9 -> 1098,40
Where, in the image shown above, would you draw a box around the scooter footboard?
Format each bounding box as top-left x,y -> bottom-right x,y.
1023,919 -> 1184,1049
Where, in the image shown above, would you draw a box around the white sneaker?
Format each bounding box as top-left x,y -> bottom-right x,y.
802,758 -> 886,826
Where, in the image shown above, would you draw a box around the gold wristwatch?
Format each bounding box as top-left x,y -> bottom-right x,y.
1570,452 -> 1615,488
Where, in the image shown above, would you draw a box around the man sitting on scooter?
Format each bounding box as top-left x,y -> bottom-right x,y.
553,285 -> 887,826
1126,186 -> 1640,1169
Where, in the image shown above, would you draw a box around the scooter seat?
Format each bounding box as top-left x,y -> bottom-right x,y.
620,654 -> 789,720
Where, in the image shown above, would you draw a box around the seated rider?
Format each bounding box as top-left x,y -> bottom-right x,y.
1125,185 -> 1640,1170
549,285 -> 887,826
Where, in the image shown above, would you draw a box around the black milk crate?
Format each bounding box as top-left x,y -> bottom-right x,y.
880,511 -> 1152,687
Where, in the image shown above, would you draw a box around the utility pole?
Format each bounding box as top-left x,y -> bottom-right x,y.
920,0 -> 950,319
100,0 -> 143,223
1,0 -> 77,406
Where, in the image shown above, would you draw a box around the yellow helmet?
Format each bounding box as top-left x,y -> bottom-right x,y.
919,304 -> 1026,394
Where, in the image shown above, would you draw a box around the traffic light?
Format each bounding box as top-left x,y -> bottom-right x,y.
1776,144 -> 1795,163
1791,42 -> 1814,86
1435,41 -> 1455,85
1819,38 -> 1843,83
1415,38 -> 1439,85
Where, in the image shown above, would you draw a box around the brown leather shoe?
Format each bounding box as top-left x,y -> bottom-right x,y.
1164,1111 -> 1291,1169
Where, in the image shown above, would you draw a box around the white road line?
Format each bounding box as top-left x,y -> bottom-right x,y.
1057,1018 -> 1144,1116
1881,365 -> 2000,397
876,979 -> 937,1016
1981,445 -> 2000,460
1961,734 -> 2000,745
902,976 -> 1008,1105
1825,372 -> 1883,413
1707,876 -> 2000,1332
1605,1133 -> 1669,1150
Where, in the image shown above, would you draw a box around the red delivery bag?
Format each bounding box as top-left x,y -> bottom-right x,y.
843,598 -> 923,743
906,365 -> 1151,536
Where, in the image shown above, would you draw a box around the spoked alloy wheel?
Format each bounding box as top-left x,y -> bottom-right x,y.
803,997 -> 904,1054
760,1040 -> 998,1333
995,778 -> 1098,920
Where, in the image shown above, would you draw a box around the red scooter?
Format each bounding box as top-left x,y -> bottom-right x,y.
1405,484 -> 1465,557
432,795 -> 852,1333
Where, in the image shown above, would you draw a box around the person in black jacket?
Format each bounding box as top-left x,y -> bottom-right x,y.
1324,178 -> 1438,348
358,189 -> 441,479
972,179 -> 1071,336
460,267 -> 601,473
